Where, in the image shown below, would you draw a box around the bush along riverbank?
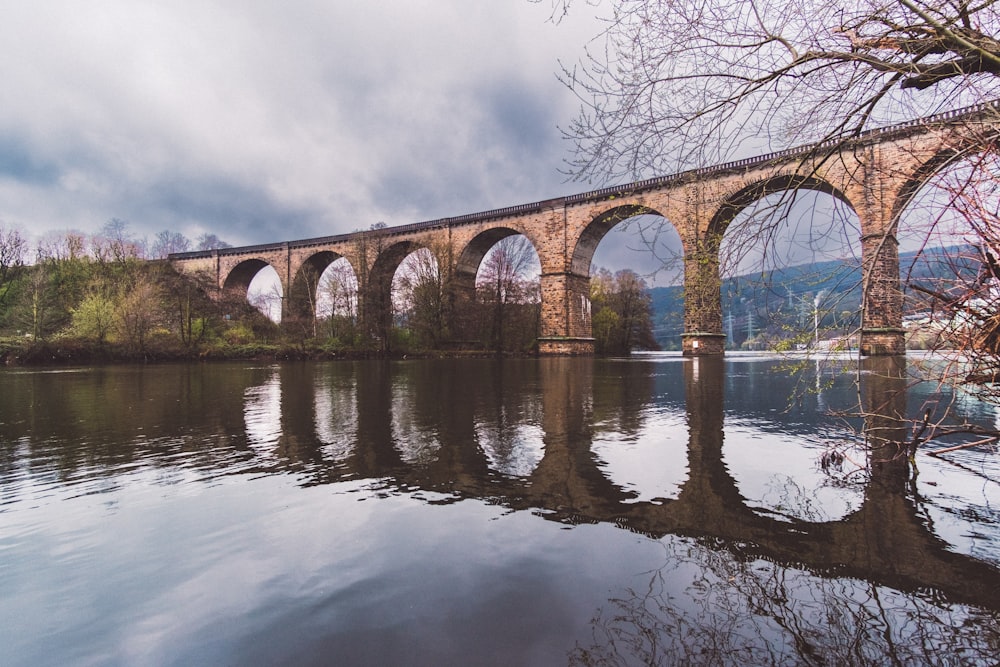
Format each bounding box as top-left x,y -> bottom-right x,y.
0,335 -> 537,367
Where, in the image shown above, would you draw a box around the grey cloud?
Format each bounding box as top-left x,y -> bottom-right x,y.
138,176 -> 321,245
0,0 -> 604,248
0,136 -> 61,186
477,79 -> 558,153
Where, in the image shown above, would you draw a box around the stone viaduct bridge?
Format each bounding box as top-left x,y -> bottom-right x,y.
169,102 -> 1000,355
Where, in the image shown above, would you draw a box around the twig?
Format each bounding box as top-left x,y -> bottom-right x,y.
926,436 -> 999,456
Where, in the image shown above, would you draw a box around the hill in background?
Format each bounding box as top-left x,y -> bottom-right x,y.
646,246 -> 980,350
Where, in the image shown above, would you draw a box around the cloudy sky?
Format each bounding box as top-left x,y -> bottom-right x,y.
1,1 -> 613,250
4,0 -> 898,290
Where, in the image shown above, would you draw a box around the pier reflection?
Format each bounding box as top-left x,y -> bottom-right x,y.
242,358 -> 1000,616
1,357 -> 998,629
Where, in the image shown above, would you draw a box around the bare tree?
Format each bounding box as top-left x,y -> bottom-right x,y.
36,229 -> 87,263
287,262 -> 323,338
393,246 -> 448,348
901,144 -> 1000,395
18,263 -> 58,341
546,0 -> 1000,181
151,230 -> 192,259
321,260 -> 358,319
93,218 -> 146,263
249,278 -> 283,324
0,224 -> 27,313
545,0 -> 1000,342
476,235 -> 541,352
195,233 -> 232,251
318,259 -> 358,341
92,219 -> 146,290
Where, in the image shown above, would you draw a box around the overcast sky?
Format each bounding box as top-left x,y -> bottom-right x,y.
2,1 -> 900,290
0,1 -> 613,248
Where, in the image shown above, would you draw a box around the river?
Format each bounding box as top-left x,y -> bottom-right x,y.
1,353 -> 998,665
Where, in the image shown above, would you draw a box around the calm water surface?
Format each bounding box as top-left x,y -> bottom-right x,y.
1,354 -> 999,665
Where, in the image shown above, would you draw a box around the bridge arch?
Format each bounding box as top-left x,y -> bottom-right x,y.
371,239 -> 435,298
893,150 -> 962,227
287,250 -> 362,324
570,204 -> 673,276
371,240 -> 427,275
230,260 -> 288,321
222,258 -> 275,294
456,226 -> 539,277
675,174 -> 859,353
537,204 -> 677,355
453,227 -> 542,347
707,174 -> 853,239
889,128 -> 997,228
222,259 -> 286,321
887,144 -> 999,349
364,240 -> 441,347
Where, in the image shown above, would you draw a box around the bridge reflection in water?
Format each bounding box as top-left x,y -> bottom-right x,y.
242,357 -> 1000,609
1,356 -> 999,663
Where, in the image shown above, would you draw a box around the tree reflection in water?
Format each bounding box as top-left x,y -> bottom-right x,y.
313,366 -> 357,464
570,535 -> 1000,666
568,355 -> 1000,666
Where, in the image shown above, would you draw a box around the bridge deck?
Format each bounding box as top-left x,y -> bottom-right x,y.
169,100 -> 999,260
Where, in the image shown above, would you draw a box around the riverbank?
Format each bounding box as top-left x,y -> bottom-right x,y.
0,337 -> 533,366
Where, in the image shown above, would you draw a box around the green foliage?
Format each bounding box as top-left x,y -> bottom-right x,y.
223,323 -> 257,346
591,268 -> 659,356
14,262 -> 73,340
70,292 -> 116,345
390,326 -> 417,352
114,276 -> 161,353
592,308 -> 622,353
319,314 -> 358,343
0,224 -> 310,361
0,228 -> 541,361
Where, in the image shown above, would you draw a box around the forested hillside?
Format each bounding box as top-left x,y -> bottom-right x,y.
648,246 -> 981,350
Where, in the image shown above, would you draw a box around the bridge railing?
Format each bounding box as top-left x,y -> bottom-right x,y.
169,100 -> 1000,261
565,99 -> 1000,202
